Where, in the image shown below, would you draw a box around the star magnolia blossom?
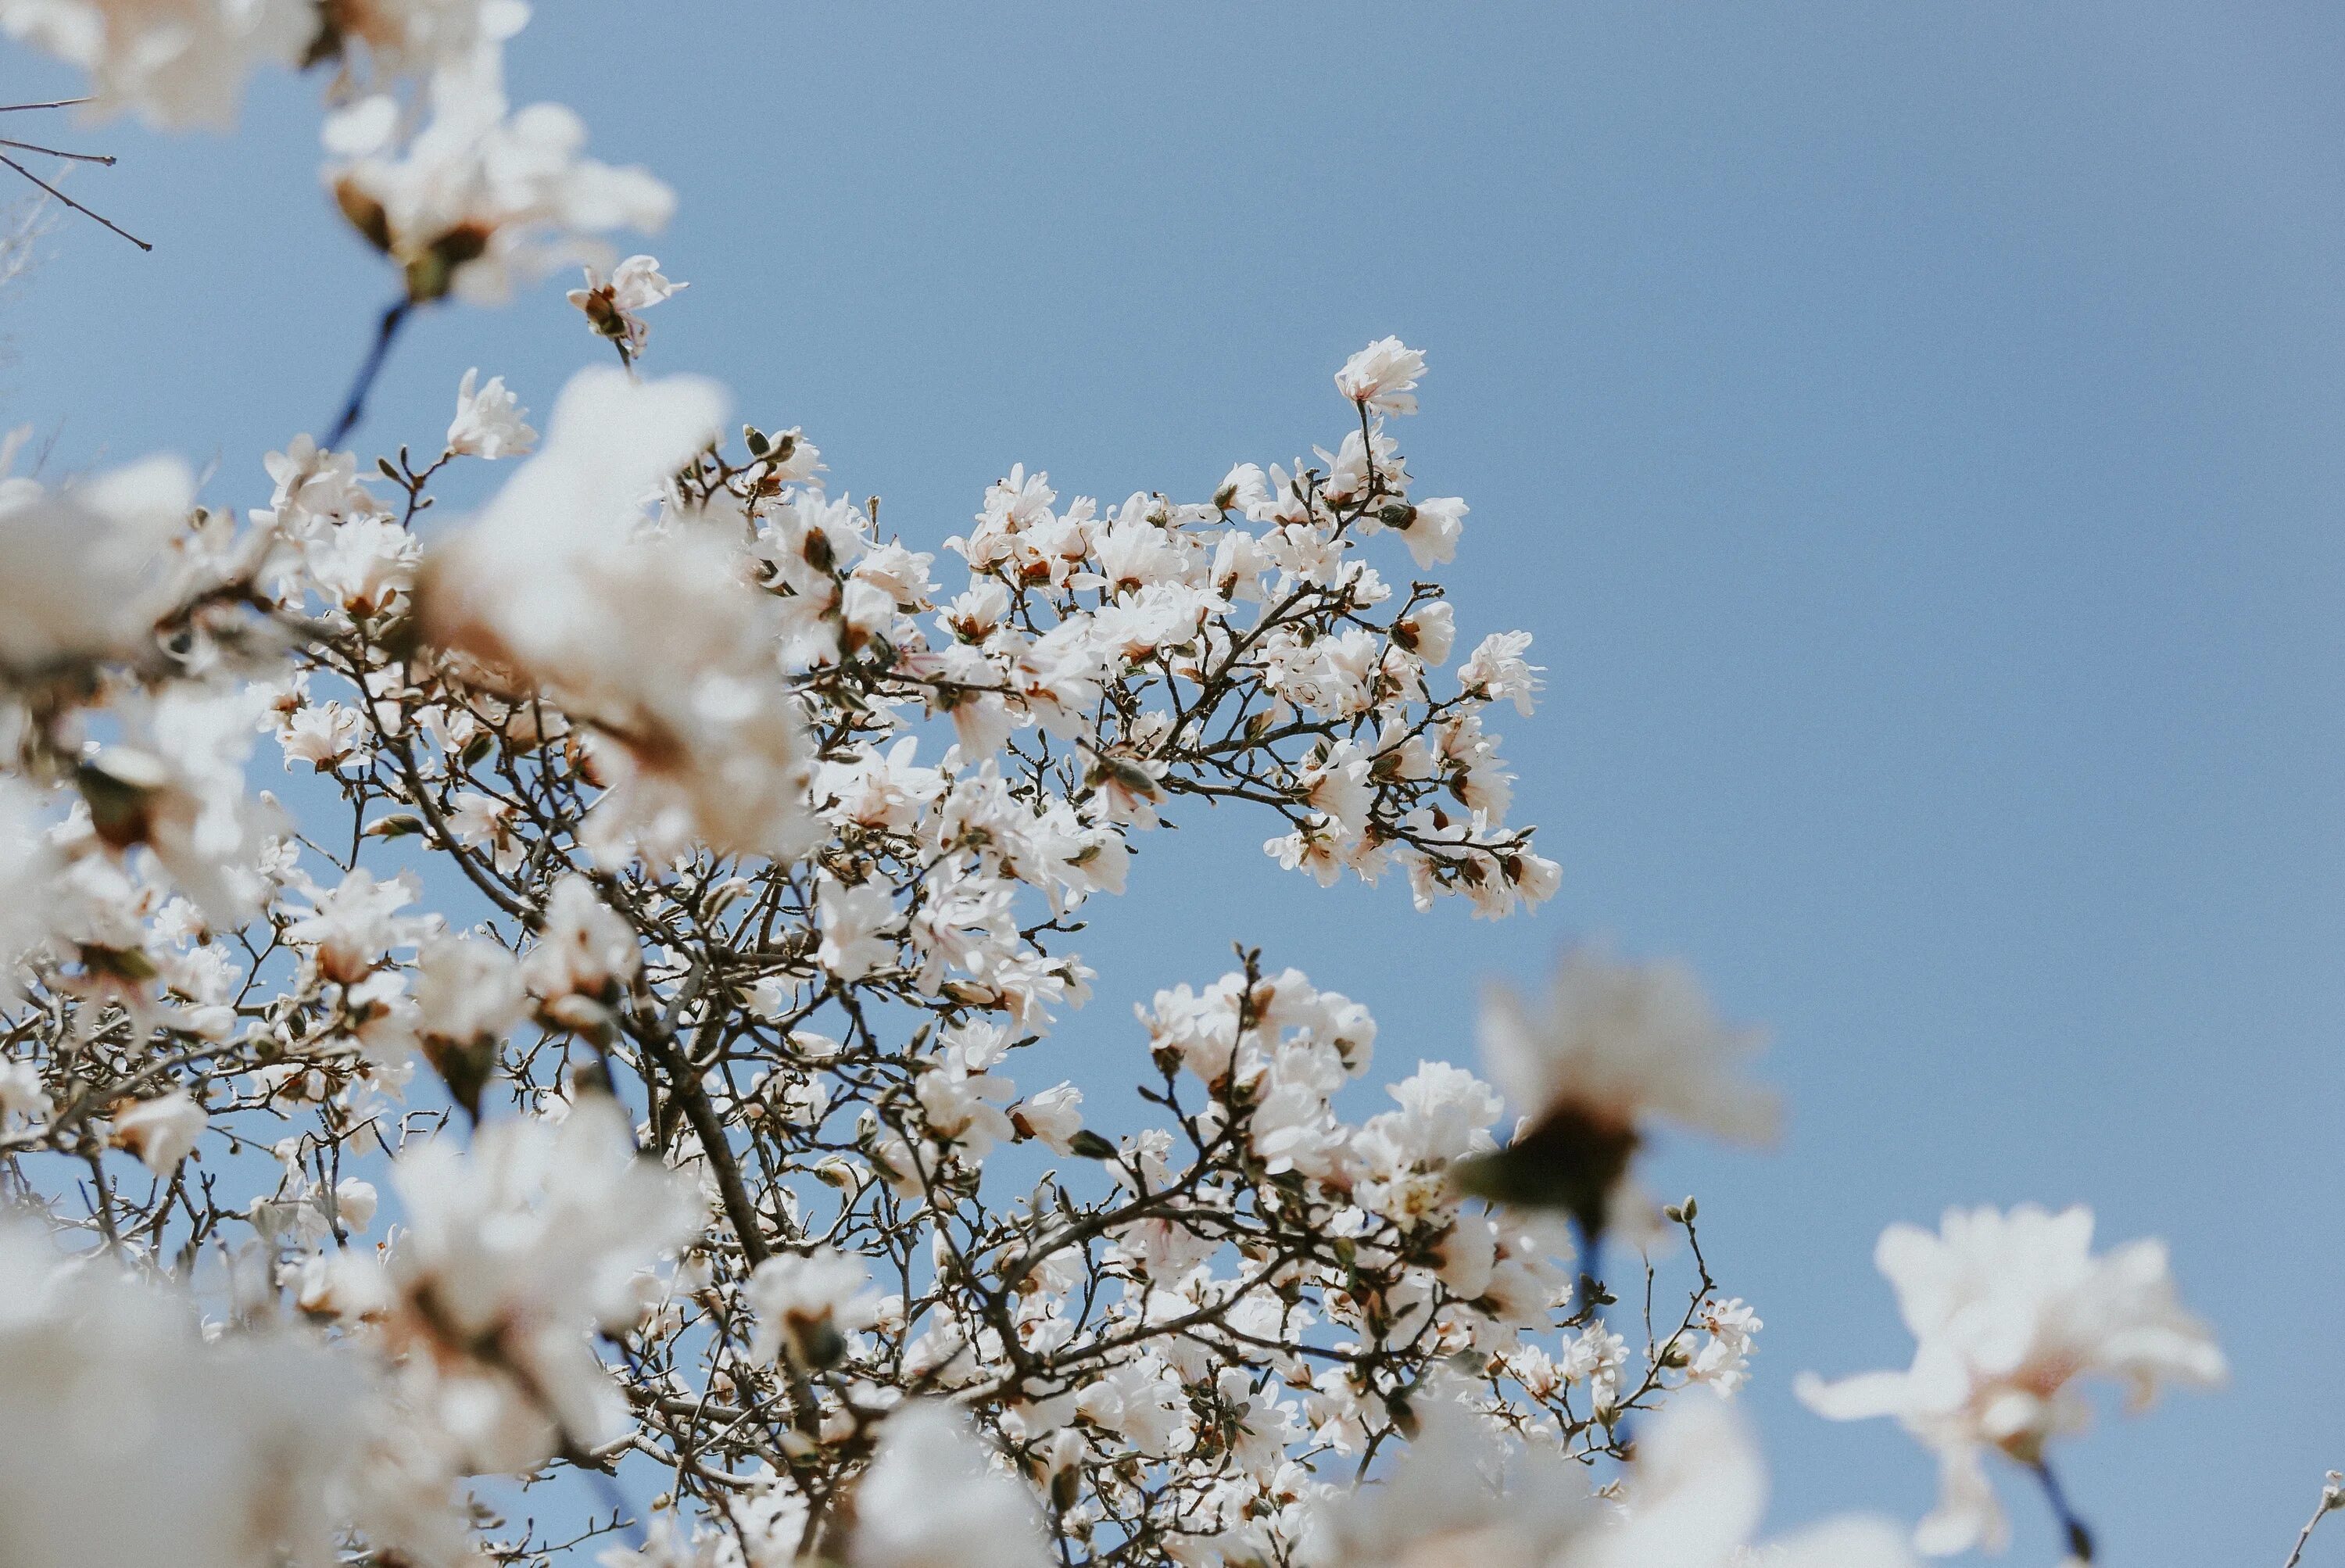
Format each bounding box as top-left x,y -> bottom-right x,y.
852,1402 -> 1051,1568
1307,1388 -> 1914,1568
1795,1204 -> 2226,1556
0,0 -> 312,128
0,1222 -> 367,1566
568,252 -> 686,361
1464,947 -> 1777,1237
326,59 -> 675,304
446,367 -> 536,457
336,1094 -> 702,1472
0,449 -> 196,680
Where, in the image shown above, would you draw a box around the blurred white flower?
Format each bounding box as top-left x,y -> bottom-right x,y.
1462,947 -> 1775,1237
326,58 -> 672,304
1569,1397 -> 1915,1568
1305,1390 -> 1594,1568
746,1247 -> 878,1369
1796,1204 -> 2225,1556
109,1087 -> 206,1172
0,0 -> 311,128
360,1095 -> 702,1470
0,1221 -> 363,1566
420,367 -> 814,862
853,1402 -> 1048,1568
0,450 -> 193,680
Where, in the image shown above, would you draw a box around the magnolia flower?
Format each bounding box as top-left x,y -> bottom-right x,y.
0,1222 -> 363,1566
0,0 -> 311,129
523,873 -> 640,1019
1459,947 -> 1775,1239
1795,1204 -> 2225,1557
110,1087 -> 207,1171
567,253 -> 686,361
1010,1080 -> 1084,1155
746,1247 -> 879,1368
360,1095 -> 702,1471
305,0 -> 531,91
816,875 -> 899,980
1334,336 -> 1427,417
853,1402 -> 1049,1568
326,59 -> 673,304
77,682 -> 279,923
414,933 -> 528,1112
447,367 -> 537,457
1568,1397 -> 1917,1568
1305,1390 -> 1595,1568
334,1176 -> 379,1232
1459,629 -> 1542,716
0,450 -> 194,680
420,367 -> 816,862
0,779 -> 59,1001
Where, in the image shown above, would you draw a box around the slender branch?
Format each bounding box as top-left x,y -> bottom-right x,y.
0,152 -> 147,250
2028,1456 -> 2096,1563
2285,1472 -> 2344,1568
0,138 -> 113,164
327,297 -> 414,448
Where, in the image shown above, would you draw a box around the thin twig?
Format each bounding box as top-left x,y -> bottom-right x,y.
326,298 -> 414,448
0,138 -> 112,164
2284,1471 -> 2343,1568
0,152 -> 146,250
2029,1457 -> 2096,1563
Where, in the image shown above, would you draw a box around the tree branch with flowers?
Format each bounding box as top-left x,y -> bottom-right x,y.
0,4 -> 2279,1566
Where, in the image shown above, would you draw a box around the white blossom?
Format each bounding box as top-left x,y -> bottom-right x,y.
360,1096 -> 701,1470
0,451 -> 194,679
109,1087 -> 206,1171
568,253 -> 686,360
447,367 -> 537,457
0,1221 -> 365,1566
1334,336 -> 1427,417
1795,1204 -> 2225,1556
746,1247 -> 878,1368
853,1402 -> 1049,1568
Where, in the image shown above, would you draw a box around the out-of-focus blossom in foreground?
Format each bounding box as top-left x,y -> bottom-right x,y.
325,61 -> 672,306
1796,1204 -> 2225,1556
0,447 -> 194,682
853,1402 -> 1049,1568
341,1095 -> 701,1471
0,0 -> 310,128
0,1221 -> 360,1566
1459,947 -> 1777,1240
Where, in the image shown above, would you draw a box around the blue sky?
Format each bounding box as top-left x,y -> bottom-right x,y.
11,2 -> 2345,1558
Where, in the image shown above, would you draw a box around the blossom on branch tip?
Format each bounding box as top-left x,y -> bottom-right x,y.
358,1095 -> 702,1472
1795,1204 -> 2225,1557
1458,947 -> 1775,1239
109,1086 -> 207,1171
446,367 -> 535,457
568,252 -> 685,362
1334,337 -> 1427,417
325,59 -> 672,305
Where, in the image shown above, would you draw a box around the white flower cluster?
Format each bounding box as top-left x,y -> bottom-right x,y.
0,4 -> 2247,1566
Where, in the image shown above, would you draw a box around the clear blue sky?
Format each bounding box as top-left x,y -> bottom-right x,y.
11,2 -> 2345,1559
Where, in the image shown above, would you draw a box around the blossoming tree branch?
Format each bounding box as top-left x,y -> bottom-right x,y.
0,3 -> 2268,1566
